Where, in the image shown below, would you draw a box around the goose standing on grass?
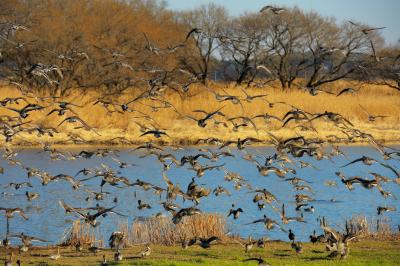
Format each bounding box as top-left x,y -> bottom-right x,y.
114,250 -> 123,261
101,254 -> 108,266
235,236 -> 254,253
49,246 -> 61,260
140,244 -> 151,257
257,238 -> 267,248
5,252 -> 13,266
291,241 -> 303,254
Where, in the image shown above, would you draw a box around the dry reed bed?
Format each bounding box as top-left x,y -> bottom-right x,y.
1,81 -> 399,145
60,214 -> 228,247
346,215 -> 400,241
127,214 -> 228,246
59,214 -> 399,249
60,220 -> 103,247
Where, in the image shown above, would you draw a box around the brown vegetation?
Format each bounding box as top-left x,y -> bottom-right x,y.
129,213 -> 228,246
61,220 -> 103,247
59,214 -> 228,248
0,81 -> 399,146
346,215 -> 400,241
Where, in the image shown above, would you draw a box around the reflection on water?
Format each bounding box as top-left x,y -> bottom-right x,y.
0,146 -> 399,244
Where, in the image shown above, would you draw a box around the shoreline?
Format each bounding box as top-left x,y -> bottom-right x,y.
4,140 -> 400,149
3,136 -> 400,149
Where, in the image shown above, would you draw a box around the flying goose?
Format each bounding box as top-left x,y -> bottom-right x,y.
336,87 -> 358,97
348,21 -> 386,35
139,129 -> 168,138
235,235 -> 256,253
219,137 -> 262,150
9,233 -> 48,248
171,207 -> 202,224
195,236 -> 220,249
359,104 -> 388,122
138,200 -> 151,210
185,28 -> 202,40
340,156 -> 377,168
6,103 -> 46,118
57,116 -> 100,135
377,206 -> 396,215
109,231 -> 125,250
4,182 -> 32,190
25,191 -> 40,201
227,204 -> 243,220
185,106 -> 225,128
213,186 -> 231,197
260,5 -> 286,14
246,214 -> 284,231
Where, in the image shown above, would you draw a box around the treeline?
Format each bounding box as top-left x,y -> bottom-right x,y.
0,0 -> 399,96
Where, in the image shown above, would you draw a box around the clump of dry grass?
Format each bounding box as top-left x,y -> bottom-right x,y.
1,81 -> 399,146
60,220 -> 103,247
128,213 -> 228,246
346,215 -> 400,241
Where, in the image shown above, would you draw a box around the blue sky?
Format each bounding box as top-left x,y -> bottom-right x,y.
166,0 -> 400,45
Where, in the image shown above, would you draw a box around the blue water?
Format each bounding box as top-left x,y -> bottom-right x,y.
0,145 -> 399,245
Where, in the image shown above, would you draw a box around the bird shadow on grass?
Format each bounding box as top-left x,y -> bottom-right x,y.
34,261 -> 50,266
192,252 -> 220,259
311,250 -> 325,254
125,255 -> 144,259
302,256 -> 331,261
273,253 -> 291,257
29,253 -> 49,258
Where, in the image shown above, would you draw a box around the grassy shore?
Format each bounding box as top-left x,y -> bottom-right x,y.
1,240 -> 399,265
1,81 -> 399,146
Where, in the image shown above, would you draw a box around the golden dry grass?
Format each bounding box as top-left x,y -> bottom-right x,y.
129,213 -> 228,246
346,215 -> 400,241
60,220 -> 103,247
58,214 -> 228,248
1,80 -> 399,146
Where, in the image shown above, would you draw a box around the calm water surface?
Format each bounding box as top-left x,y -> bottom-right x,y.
0,146 -> 399,244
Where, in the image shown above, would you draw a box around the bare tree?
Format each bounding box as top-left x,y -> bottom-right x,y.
177,3 -> 228,84
220,12 -> 271,85
260,8 -> 310,89
303,19 -> 375,89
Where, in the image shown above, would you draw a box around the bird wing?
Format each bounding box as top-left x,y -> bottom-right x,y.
206,236 -> 219,243
336,88 -> 350,97
219,140 -> 235,149
92,206 -> 116,219
341,157 -> 363,168
185,28 -> 201,40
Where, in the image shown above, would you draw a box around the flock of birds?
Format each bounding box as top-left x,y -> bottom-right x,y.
0,3 -> 399,266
